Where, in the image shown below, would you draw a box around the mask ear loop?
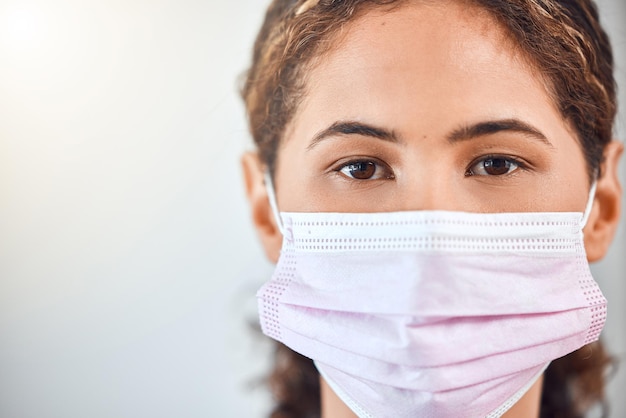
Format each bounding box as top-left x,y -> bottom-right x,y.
264,172 -> 285,236
580,181 -> 597,229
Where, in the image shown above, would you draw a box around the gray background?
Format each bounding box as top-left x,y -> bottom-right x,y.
0,1 -> 623,417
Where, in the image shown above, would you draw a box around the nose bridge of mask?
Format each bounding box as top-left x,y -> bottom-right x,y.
265,171 -> 597,231
264,172 -> 285,236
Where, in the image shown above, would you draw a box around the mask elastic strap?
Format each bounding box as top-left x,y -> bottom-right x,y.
580,181 -> 597,229
264,172 -> 285,236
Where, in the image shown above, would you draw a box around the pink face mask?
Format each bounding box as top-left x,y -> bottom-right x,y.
258,180 -> 604,417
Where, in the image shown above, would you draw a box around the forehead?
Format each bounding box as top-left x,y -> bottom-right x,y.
308,1 -> 531,87
289,0 -> 559,137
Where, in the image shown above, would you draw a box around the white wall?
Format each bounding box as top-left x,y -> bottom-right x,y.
0,1 -> 623,417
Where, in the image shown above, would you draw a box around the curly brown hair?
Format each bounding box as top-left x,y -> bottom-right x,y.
241,0 -> 618,416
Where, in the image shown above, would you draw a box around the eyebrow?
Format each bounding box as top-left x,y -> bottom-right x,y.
447,119 -> 554,148
306,118 -> 553,150
307,121 -> 400,150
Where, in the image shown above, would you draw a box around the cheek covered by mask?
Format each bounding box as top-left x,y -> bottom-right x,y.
257,179 -> 605,418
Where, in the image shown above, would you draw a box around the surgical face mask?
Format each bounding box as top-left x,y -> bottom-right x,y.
258,177 -> 604,418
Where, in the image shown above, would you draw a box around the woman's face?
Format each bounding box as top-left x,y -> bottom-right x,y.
243,2 -> 622,415
273,1 -> 591,217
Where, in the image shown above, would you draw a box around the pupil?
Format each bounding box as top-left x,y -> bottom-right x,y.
349,162 -> 376,179
484,158 -> 510,175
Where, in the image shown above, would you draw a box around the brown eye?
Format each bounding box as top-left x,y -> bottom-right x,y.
342,161 -> 376,179
337,160 -> 393,180
466,156 -> 520,176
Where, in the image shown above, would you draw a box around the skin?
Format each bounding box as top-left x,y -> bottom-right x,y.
243,0 -> 623,416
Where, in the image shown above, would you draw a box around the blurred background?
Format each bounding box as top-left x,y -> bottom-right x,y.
0,1 -> 624,417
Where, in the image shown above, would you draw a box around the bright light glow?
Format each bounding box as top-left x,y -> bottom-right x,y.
5,6 -> 44,44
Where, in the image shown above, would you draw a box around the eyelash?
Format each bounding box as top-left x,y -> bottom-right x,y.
332,157 -> 395,181
464,154 -> 529,177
